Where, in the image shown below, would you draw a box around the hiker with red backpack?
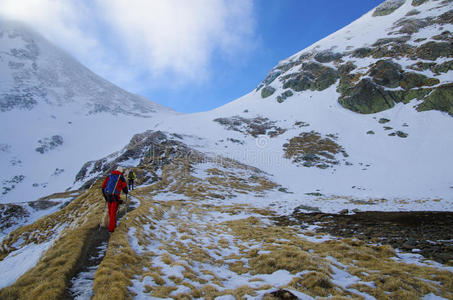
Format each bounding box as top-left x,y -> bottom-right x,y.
102,166 -> 128,232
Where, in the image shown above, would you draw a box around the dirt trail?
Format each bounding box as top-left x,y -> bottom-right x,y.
64,199 -> 137,299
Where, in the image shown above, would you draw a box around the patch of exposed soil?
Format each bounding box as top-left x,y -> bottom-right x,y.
274,211 -> 453,264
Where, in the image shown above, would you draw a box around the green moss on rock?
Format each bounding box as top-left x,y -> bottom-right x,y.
408,61 -> 453,75
437,10 -> 453,25
282,62 -> 338,92
373,0 -> 405,17
400,72 -> 440,90
277,90 -> 294,103
338,79 -> 396,114
397,88 -> 432,103
417,83 -> 453,116
369,60 -> 403,88
412,0 -> 428,6
396,131 -> 409,138
314,51 -> 343,63
432,31 -> 452,41
261,86 -> 276,98
352,48 -> 373,58
414,41 -> 453,61
283,131 -> 348,168
406,9 -> 420,16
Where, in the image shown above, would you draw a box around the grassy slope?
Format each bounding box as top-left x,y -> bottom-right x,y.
0,157 -> 452,299
0,182 -> 105,299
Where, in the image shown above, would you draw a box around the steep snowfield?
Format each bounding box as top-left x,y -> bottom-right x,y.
0,19 -> 176,204
148,0 -> 453,212
149,88 -> 453,213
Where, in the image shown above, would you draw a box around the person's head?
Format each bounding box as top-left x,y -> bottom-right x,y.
116,166 -> 124,173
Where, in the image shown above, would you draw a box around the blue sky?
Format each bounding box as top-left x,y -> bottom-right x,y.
1,0 -> 384,113
156,0 -> 385,113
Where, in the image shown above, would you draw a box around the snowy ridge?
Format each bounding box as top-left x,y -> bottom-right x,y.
0,19 -> 177,204
152,0 -> 453,209
0,18 -> 173,116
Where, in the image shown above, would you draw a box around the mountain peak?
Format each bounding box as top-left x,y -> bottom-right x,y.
0,18 -> 173,117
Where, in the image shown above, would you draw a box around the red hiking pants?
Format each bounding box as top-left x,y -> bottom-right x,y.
107,201 -> 119,232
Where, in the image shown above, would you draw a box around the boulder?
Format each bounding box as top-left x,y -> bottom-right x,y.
261,86 -> 276,98
338,78 -> 395,114
314,50 -> 343,63
412,0 -> 428,6
415,41 -> 453,61
352,47 -> 373,58
417,83 -> 453,116
399,72 -> 439,90
277,90 -> 294,103
372,0 -> 405,17
369,60 -> 403,88
282,62 -> 338,92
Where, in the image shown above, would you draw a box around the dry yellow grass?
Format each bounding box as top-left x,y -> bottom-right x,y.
2,152 -> 452,300
0,182 -> 105,300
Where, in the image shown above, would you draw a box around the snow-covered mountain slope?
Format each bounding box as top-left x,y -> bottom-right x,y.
0,19 -> 176,204
1,1 -> 453,298
147,0 -> 453,211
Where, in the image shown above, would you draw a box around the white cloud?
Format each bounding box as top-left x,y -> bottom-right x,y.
0,0 -> 256,92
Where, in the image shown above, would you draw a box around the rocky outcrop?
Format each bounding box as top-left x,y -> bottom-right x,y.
255,0 -> 452,116
282,62 -> 339,92
338,79 -> 396,114
35,135 -> 64,154
417,83 -> 453,116
283,131 -> 349,168
338,59 -> 441,114
74,131 -> 196,188
261,86 -> 276,98
372,0 -> 406,17
214,116 -> 286,137
277,90 -> 294,103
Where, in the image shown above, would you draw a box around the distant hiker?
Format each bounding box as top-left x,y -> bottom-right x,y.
102,166 -> 128,232
127,169 -> 136,190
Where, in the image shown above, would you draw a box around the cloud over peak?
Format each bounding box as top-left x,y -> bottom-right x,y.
0,0 -> 256,91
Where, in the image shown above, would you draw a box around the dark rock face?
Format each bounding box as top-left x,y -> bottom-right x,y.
35,135 -> 64,154
414,41 -> 453,60
0,204 -> 29,231
412,0 -> 429,6
370,60 -> 403,88
417,83 -> 453,116
314,50 -> 343,63
338,58 -> 441,113
255,1 -> 452,116
433,30 -> 453,41
372,0 -> 405,17
2,175 -> 25,195
352,47 -> 373,58
277,90 -> 294,103
282,62 -> 338,92
265,289 -> 299,300
261,86 -> 276,98
393,18 -> 433,35
283,131 -> 349,169
338,79 -> 395,114
214,116 -> 286,138
74,130 -> 194,188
